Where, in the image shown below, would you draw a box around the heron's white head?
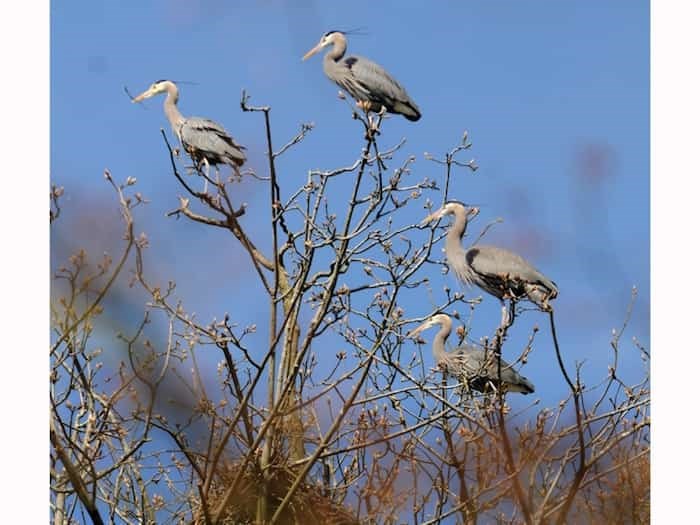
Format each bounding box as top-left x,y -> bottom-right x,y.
406,313 -> 452,340
302,31 -> 347,61
420,201 -> 479,226
132,80 -> 176,103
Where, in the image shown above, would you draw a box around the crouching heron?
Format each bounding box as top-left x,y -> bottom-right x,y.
302,31 -> 421,122
406,313 -> 535,395
132,80 -> 246,193
423,201 -> 558,312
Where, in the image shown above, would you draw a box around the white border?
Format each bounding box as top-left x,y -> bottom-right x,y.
651,0 -> 699,520
0,1 -> 49,522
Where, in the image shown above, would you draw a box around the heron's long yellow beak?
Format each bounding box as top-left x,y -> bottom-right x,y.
302,43 -> 323,61
131,89 -> 153,103
420,209 -> 444,226
406,320 -> 433,339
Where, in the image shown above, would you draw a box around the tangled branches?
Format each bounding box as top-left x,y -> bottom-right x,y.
50,96 -> 649,524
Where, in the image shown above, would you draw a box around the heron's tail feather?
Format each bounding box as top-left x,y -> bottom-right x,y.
515,377 -> 535,395
393,100 -> 421,121
226,148 -> 246,167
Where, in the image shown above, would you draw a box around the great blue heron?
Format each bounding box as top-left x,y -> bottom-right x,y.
406,313 -> 535,395
423,201 -> 558,312
132,80 -> 246,192
302,31 -> 421,121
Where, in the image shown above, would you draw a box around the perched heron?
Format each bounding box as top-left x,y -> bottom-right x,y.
406,313 -> 535,395
132,80 -> 246,192
423,201 -> 558,312
302,31 -> 421,121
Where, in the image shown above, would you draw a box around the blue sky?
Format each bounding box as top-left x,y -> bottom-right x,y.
51,1 -> 649,412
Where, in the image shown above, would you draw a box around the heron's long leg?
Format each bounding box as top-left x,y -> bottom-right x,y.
357,100 -> 375,128
499,305 -> 506,326
368,113 -> 376,130
495,303 -> 512,350
509,301 -> 516,326
495,300 -> 516,329
202,157 -> 210,194
494,301 -> 516,361
493,308 -> 507,386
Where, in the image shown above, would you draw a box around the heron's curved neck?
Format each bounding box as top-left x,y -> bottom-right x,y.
325,36 -> 347,62
162,82 -> 185,135
432,321 -> 452,363
445,211 -> 468,268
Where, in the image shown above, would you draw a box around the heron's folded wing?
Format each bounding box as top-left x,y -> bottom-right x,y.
466,245 -> 557,293
180,118 -> 246,165
343,55 -> 420,114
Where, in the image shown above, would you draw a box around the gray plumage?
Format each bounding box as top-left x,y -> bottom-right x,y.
303,31 -> 421,121
424,201 -> 558,311
132,80 -> 246,172
407,314 -> 535,395
179,116 -> 246,168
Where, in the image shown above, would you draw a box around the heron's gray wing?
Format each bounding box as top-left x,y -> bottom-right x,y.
466,245 -> 558,294
449,346 -> 489,377
454,346 -> 535,394
180,117 -> 246,166
341,55 -> 421,120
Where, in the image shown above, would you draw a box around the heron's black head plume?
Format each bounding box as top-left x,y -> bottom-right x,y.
444,199 -> 470,208
324,27 -> 369,38
444,200 -> 482,215
153,79 -> 198,86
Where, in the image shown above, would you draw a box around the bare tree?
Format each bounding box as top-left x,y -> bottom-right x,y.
50,94 -> 649,524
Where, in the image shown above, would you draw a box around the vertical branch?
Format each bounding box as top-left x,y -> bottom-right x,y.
550,310 -> 588,525
441,374 -> 473,525
492,303 -> 533,525
241,94 -> 308,469
264,103 -> 281,523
